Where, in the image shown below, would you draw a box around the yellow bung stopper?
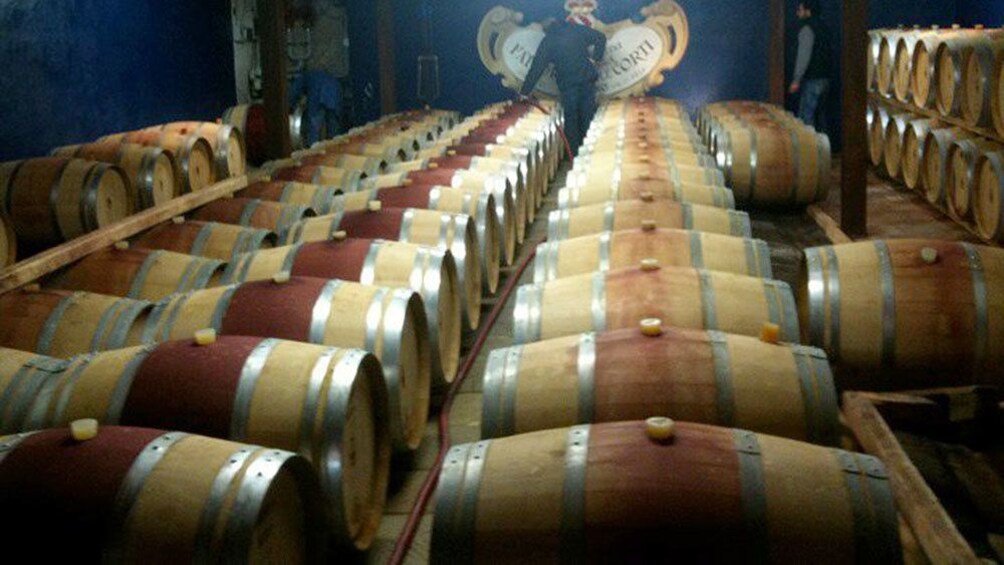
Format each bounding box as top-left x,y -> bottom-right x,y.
428,162 -> 440,169
640,258 -> 660,272
760,322 -> 781,344
639,191 -> 655,202
114,241 -> 130,251
638,141 -> 649,150
194,328 -> 217,346
640,318 -> 663,336
23,283 -> 41,292
331,230 -> 348,241
171,216 -> 185,224
367,200 -> 383,212
71,419 -> 99,442
645,417 -> 675,441
272,271 -> 291,284
920,247 -> 939,264
641,219 -> 658,231
402,177 -> 414,185
447,149 -> 457,156
637,154 -> 651,163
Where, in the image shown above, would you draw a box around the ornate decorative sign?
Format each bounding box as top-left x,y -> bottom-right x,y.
477,0 -> 689,99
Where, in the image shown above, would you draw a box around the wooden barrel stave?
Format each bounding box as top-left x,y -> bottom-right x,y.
132,219 -> 275,263
974,149 -> 1004,241
547,200 -> 752,241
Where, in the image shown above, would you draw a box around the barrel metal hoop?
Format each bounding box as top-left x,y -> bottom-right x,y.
81,163 -> 108,233
748,124 -> 760,202
775,280 -> 800,342
601,203 -> 615,234
191,259 -> 225,293
109,298 -> 151,351
962,243 -> 989,375
0,356 -> 62,430
136,150 -> 156,209
103,345 -> 156,425
193,445 -> 257,563
210,286 -> 239,335
577,333 -> 597,425
532,242 -> 551,283
794,344 -> 840,445
104,432 -> 189,563
310,280 -> 343,344
598,232 -> 612,273
513,284 -> 542,344
481,348 -> 513,438
230,338 -> 280,441
20,355 -> 83,431
590,272 -> 607,333
732,211 -> 753,238
89,296 -> 131,352
699,270 -> 719,330
741,237 -> 759,276
298,347 -> 339,456
237,199 -> 262,227
188,222 -> 216,257
36,292 -> 80,355
835,449 -> 902,563
0,431 -> 38,467
359,243 -> 383,285
561,425 -> 590,565
174,251 -> 208,291
788,127 -> 803,206
398,208 -> 415,242
431,441 -> 488,565
363,287 -> 391,353
437,213 -> 452,249
823,246 -> 842,361
146,294 -> 184,344
732,429 -> 770,563
223,449 -> 298,561
690,231 -> 706,270
47,159 -> 73,242
122,250 -> 165,299
708,330 -> 736,426
874,241 -> 897,369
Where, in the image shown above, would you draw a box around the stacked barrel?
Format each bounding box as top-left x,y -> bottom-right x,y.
697,101 -> 831,207
431,96 -> 902,563
869,24 -> 1004,243
0,103 -> 563,560
0,120 -> 247,266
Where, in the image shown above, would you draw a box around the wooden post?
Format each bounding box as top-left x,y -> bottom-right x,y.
376,0 -> 398,115
768,0 -> 786,105
840,0 -> 869,237
258,0 -> 292,159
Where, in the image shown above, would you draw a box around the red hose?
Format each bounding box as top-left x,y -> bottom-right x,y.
522,97 -> 576,163
388,236 -> 542,565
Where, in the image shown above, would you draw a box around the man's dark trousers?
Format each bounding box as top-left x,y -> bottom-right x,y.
560,81 -> 597,157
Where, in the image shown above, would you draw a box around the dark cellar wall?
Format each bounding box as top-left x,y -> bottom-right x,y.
0,0 -> 235,161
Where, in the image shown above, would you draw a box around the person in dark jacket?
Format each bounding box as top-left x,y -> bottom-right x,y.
789,0 -> 832,132
520,19 -> 607,156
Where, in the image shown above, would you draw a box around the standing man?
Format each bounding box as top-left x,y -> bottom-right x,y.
520,18 -> 606,156
289,0 -> 344,146
789,0 -> 832,131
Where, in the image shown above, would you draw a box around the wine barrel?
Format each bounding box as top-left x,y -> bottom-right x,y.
800,240 -> 1004,388
0,211 -> 15,267
326,188 -> 499,295
0,426 -> 327,562
407,168 -> 526,244
513,265 -> 799,344
712,120 -> 831,206
132,219 -> 274,262
0,289 -> 150,359
882,113 -> 911,179
359,175 -> 516,267
533,228 -> 772,282
51,247 -> 223,301
447,143 -> 537,196
575,145 -> 716,172
548,200 -> 753,241
316,140 -> 410,165
960,33 -> 1004,127
295,152 -> 383,176
910,29 -> 943,110
482,326 -> 837,444
947,137 -> 1001,219
5,158 -> 131,251
893,28 -> 929,103
99,130 -> 215,193
285,206 -> 487,316
878,28 -> 909,97
900,118 -> 937,190
568,162 -> 725,191
222,240 -> 462,385
138,276 -> 430,451
868,105 -> 899,167
921,126 -> 975,205
52,142 -> 177,209
271,165 -> 364,192
159,121 -> 247,178
7,336 -> 389,550
420,155 -> 534,221
0,348 -> 66,431
0,159 -> 21,207
222,103 -> 266,164
239,180 -> 340,215
973,149 -> 1004,241
935,29 -> 994,118
433,420 -> 899,564
557,178 -> 735,210
868,30 -> 883,92
191,197 -> 315,240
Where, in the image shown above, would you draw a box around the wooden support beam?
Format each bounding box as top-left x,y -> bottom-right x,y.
376,0 -> 398,115
258,0 -> 292,159
840,0 -> 869,237
842,392 -> 980,564
0,175 -> 259,294
768,0 -> 786,105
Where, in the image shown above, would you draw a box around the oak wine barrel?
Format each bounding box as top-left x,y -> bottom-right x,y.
190,197 -> 315,240
513,265 -> 799,344
137,276 -> 430,451
158,121 -> 247,178
3,336 -> 389,550
0,426 -> 328,562
800,239 -> 1004,388
433,421 -> 899,564
557,178 -> 735,210
921,126 -> 975,205
973,148 -> 1004,241
239,180 -> 340,215
0,211 -> 14,267
99,130 -> 215,193
547,200 -> 752,241
946,137 -> 1001,219
52,142 -> 178,209
271,165 -> 364,192
131,219 -> 275,263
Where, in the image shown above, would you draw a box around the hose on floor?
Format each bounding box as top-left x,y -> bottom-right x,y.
388,238 -> 541,564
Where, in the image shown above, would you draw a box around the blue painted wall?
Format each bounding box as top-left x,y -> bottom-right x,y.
0,0 -> 235,161
957,0 -> 1004,26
